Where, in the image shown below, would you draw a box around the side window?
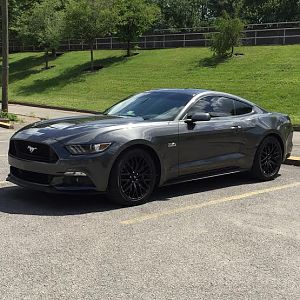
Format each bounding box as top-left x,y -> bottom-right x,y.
209,97 -> 235,117
186,97 -> 212,116
187,96 -> 235,118
234,100 -> 253,115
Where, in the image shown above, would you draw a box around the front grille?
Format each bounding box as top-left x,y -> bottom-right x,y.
11,167 -> 53,185
9,140 -> 58,163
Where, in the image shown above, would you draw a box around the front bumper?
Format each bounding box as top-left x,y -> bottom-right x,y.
7,152 -> 113,193
7,172 -> 100,194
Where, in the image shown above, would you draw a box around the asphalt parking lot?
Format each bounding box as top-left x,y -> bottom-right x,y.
0,127 -> 300,299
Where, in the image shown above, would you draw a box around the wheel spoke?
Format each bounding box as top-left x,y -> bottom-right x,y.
123,183 -> 132,193
261,156 -> 268,163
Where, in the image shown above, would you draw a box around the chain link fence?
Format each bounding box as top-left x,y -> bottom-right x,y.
2,21 -> 300,53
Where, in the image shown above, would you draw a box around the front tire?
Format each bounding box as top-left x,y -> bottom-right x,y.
251,136 -> 283,181
108,149 -> 157,206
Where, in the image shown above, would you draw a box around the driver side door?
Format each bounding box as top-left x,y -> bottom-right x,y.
178,96 -> 244,176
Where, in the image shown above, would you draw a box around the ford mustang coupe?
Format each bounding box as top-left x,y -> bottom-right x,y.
7,89 -> 293,205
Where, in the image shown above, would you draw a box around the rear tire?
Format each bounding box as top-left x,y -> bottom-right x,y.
108,148 -> 157,206
251,136 -> 283,181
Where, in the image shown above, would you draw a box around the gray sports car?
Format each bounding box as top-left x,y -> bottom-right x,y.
7,89 -> 293,205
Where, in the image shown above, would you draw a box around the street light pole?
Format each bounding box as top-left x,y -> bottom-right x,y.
1,0 -> 9,112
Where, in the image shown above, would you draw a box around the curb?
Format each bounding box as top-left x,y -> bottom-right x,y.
294,126 -> 300,132
10,101 -> 98,115
0,118 -> 9,122
284,156 -> 300,167
0,121 -> 14,129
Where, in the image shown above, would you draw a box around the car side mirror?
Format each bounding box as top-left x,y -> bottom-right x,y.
185,113 -> 211,124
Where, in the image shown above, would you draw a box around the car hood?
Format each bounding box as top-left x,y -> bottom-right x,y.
12,114 -> 146,144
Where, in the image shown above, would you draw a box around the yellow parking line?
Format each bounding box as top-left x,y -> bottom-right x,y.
289,156 -> 300,161
121,182 -> 300,225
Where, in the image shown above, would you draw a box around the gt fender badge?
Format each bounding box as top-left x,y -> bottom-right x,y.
168,142 -> 177,148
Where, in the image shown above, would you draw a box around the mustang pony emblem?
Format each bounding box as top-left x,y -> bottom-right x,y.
27,145 -> 37,153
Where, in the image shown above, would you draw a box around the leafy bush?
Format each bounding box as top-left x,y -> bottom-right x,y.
0,111 -> 19,122
210,16 -> 244,57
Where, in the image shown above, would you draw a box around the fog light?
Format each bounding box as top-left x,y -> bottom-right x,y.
64,171 -> 87,177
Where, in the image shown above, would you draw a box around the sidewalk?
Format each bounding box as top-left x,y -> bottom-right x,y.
292,131 -> 300,157
3,103 -> 300,162
7,103 -> 94,120
287,131 -> 300,166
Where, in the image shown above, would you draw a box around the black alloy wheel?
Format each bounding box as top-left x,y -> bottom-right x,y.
252,136 -> 283,181
108,149 -> 157,206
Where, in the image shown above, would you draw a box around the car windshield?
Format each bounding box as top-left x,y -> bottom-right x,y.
105,91 -> 193,121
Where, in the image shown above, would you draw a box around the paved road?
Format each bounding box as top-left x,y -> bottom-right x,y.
0,127 -> 300,299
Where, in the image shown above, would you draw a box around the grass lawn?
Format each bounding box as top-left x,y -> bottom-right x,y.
2,45 -> 300,124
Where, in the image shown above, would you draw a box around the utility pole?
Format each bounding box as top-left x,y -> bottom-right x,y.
1,0 -> 9,112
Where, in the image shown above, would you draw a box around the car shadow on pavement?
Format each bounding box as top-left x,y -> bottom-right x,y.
0,186 -> 120,216
0,173 -> 264,216
152,173 -> 269,201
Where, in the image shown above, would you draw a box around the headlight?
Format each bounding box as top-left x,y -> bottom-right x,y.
66,143 -> 111,155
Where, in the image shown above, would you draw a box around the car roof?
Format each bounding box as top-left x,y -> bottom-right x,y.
148,88 -> 247,100
148,88 -> 208,96
149,88 -> 252,102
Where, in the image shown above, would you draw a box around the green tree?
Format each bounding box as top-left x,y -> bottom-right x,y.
242,0 -> 279,23
242,0 -> 300,23
210,16 -> 244,57
152,0 -> 209,29
64,0 -> 115,72
208,0 -> 244,18
278,0 -> 300,21
115,0 -> 160,57
7,0 -> 39,36
18,0 -> 65,69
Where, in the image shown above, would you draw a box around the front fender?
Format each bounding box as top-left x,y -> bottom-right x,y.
108,139 -> 168,187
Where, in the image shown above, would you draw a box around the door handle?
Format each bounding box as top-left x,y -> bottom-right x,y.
230,126 -> 242,130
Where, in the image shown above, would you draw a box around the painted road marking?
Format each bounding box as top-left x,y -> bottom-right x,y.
289,156 -> 300,161
121,182 -> 300,225
285,156 -> 300,166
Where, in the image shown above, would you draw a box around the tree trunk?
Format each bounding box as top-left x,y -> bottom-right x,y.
52,48 -> 56,58
90,42 -> 94,72
127,40 -> 131,57
45,50 -> 49,69
231,46 -> 234,56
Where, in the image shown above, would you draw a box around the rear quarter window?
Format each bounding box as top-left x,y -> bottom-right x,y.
234,100 -> 253,115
